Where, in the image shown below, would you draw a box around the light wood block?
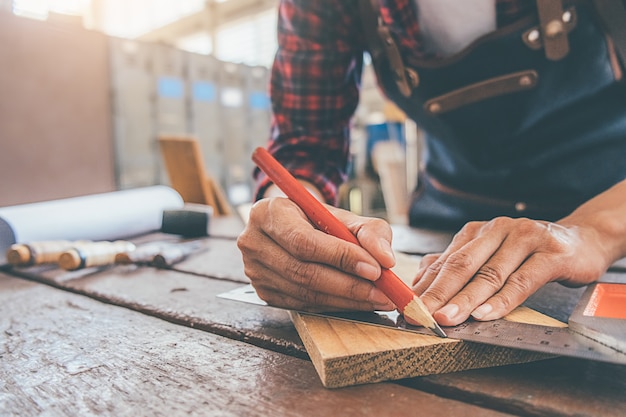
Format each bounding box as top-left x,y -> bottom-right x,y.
159,136 -> 232,215
291,253 -> 564,388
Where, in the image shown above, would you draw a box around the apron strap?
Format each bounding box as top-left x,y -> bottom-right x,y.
536,0 -> 571,60
358,0 -> 418,97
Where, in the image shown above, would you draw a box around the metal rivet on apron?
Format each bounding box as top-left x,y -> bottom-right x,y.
527,29 -> 540,43
563,10 -> 572,23
429,102 -> 441,113
519,75 -> 533,86
515,202 -> 527,212
545,20 -> 564,38
406,68 -> 419,88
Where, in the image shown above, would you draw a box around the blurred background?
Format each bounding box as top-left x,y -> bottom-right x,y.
0,0 -> 420,224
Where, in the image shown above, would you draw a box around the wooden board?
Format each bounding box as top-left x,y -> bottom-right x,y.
158,136 -> 232,215
0,273 -> 518,417
291,252 -> 565,388
5,222 -> 626,416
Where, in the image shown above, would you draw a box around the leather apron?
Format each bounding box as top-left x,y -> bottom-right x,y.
370,1 -> 626,231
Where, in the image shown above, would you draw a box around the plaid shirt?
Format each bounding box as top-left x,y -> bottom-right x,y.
256,0 -> 534,205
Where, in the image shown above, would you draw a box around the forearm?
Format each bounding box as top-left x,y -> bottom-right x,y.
558,178 -> 626,267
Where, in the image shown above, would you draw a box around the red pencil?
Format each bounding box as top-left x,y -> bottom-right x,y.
252,147 -> 446,338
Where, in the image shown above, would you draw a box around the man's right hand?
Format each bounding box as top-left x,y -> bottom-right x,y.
236,196 -> 396,312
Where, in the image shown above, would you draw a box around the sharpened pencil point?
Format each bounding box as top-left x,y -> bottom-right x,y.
431,323 -> 447,338
403,296 -> 447,338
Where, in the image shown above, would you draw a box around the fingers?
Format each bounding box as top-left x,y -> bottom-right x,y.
416,222 -> 507,312
467,254 -> 552,321
248,241 -> 393,310
253,198 -> 383,280
411,217 -> 580,326
432,235 -> 551,325
411,253 -> 439,287
273,227 -> 383,281
241,198 -> 587,323
237,197 -> 395,312
332,207 -> 396,269
411,223 -> 484,296
252,260 -> 394,312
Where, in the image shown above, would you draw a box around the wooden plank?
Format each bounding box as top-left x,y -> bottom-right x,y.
5,259 -> 626,417
156,236 -> 249,281
5,217 -> 626,416
0,273 -> 516,417
158,136 -> 232,215
10,238 -> 568,391
290,252 -> 564,388
7,255 -> 305,359
291,307 -> 560,388
403,356 -> 626,417
158,135 -> 215,206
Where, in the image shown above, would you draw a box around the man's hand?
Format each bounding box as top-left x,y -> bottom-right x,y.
237,197 -> 396,312
412,217 -> 611,326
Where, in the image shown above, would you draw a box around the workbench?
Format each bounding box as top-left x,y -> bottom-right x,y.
1,216 -> 625,417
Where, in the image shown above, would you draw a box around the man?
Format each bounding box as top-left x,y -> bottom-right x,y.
237,0 -> 626,326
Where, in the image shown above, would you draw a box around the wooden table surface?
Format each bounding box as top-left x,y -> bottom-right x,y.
1,216 -> 625,417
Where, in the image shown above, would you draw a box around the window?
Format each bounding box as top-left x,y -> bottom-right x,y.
11,0 -> 278,68
13,0 -> 89,20
95,0 -> 205,39
214,9 -> 277,68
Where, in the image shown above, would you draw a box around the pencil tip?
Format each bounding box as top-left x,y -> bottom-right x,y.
431,323 -> 447,338
403,297 -> 447,338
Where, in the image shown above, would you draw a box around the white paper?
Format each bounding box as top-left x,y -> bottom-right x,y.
0,186 -> 184,264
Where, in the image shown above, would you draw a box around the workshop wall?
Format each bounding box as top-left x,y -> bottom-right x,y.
0,11 -> 115,206
0,11 -> 272,208
110,37 -> 271,206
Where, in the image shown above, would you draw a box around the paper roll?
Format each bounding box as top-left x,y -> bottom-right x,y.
0,186 -> 184,265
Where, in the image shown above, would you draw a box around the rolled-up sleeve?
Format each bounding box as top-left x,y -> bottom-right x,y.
255,0 -> 364,205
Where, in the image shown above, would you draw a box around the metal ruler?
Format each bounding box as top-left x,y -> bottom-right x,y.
317,308 -> 626,366
219,284 -> 626,366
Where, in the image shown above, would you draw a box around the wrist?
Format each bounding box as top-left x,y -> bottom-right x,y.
558,180 -> 626,268
559,208 -> 626,268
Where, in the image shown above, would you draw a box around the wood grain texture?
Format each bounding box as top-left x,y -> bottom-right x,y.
403,356 -> 626,417
0,273 -> 518,417
291,308 -> 557,388
159,136 -> 232,215
290,252 -> 561,388
5,217 -> 626,417
8,255 -> 305,359
159,136 -> 216,206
